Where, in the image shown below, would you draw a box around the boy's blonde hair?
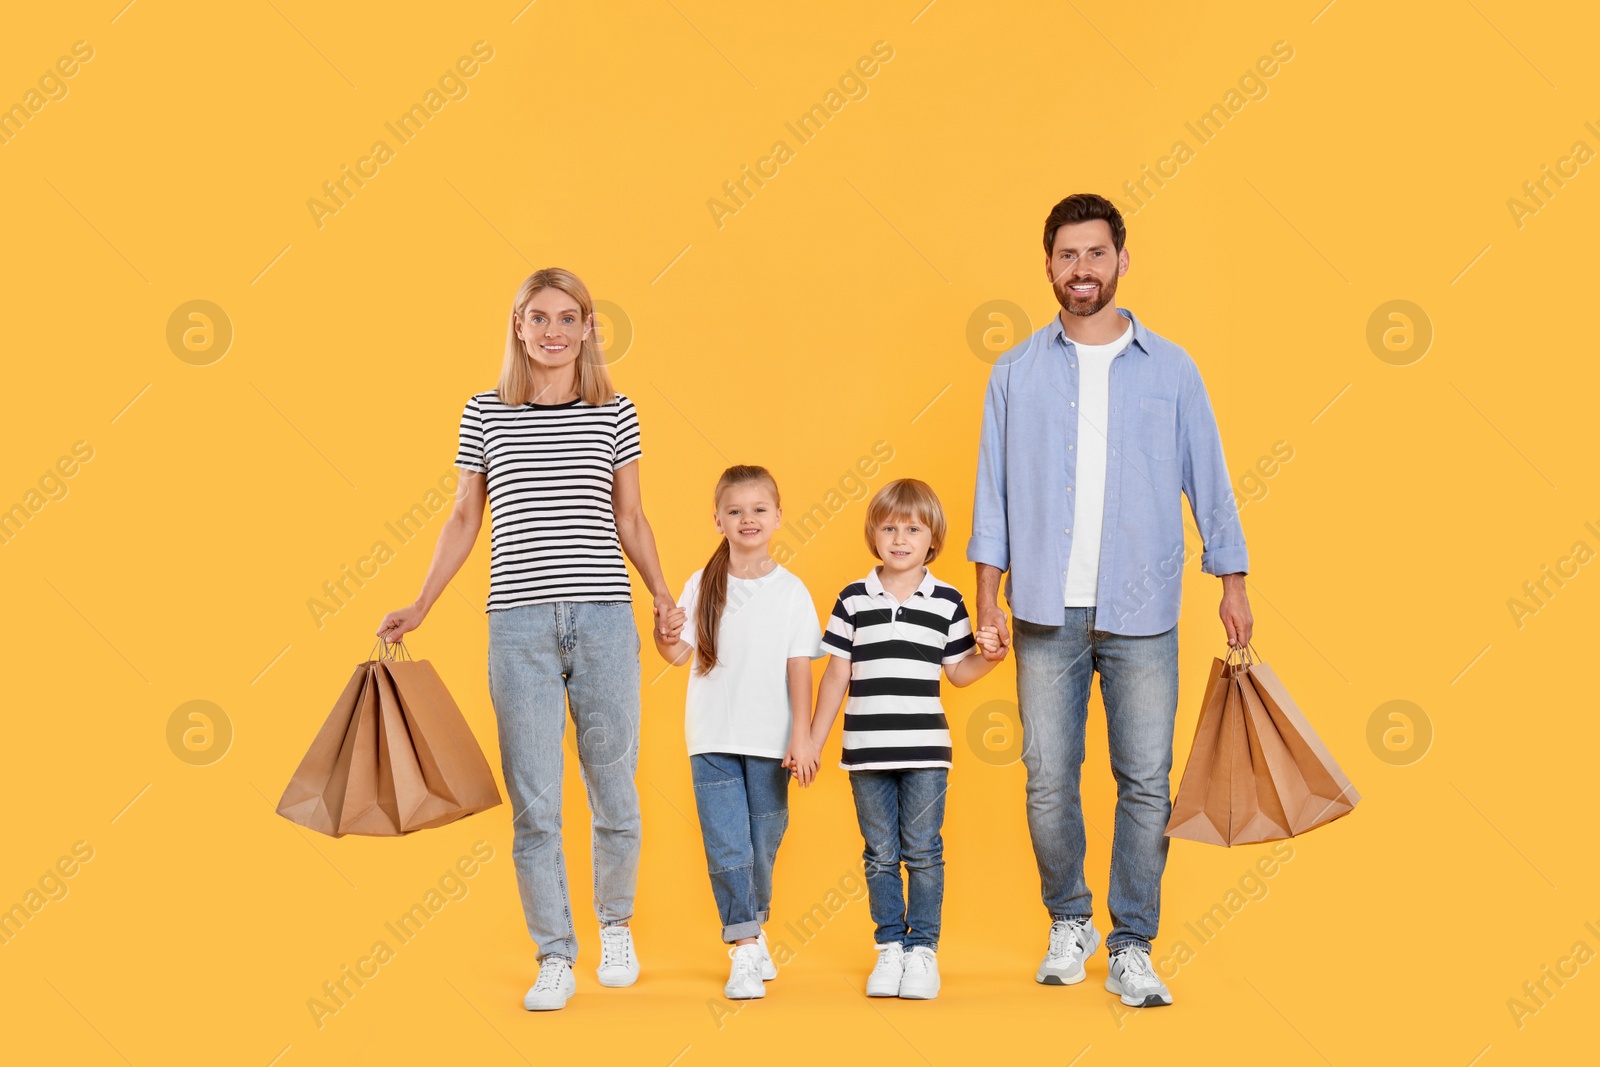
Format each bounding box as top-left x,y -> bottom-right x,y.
864,478 -> 947,564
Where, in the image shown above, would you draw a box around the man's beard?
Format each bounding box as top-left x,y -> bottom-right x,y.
1053,271 -> 1119,317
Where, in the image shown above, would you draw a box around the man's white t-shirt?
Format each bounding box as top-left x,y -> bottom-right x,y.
1064,320 -> 1134,606
676,564 -> 825,758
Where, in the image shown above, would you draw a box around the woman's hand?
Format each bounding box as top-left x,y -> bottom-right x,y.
654,594 -> 685,641
377,602 -> 426,643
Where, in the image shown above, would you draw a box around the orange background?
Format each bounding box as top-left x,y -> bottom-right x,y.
2,2 -> 1596,1064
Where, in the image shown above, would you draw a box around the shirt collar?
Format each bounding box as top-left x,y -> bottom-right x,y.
1047,305 -> 1146,355
865,565 -> 935,601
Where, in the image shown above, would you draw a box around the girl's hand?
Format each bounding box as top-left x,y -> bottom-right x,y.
783,741 -> 820,788
378,602 -> 426,644
657,605 -> 687,645
975,624 -> 1007,661
653,594 -> 684,640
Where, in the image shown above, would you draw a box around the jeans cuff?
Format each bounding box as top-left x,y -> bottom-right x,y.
1106,939 -> 1151,956
723,920 -> 762,942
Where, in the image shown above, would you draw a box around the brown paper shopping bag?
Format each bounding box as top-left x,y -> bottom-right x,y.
1165,645 -> 1358,846
277,640 -> 502,838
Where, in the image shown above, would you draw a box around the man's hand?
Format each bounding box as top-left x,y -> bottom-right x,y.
977,603 -> 1011,656
975,624 -> 1007,662
1220,573 -> 1253,648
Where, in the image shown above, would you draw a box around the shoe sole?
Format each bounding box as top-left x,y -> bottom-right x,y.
1105,977 -> 1171,1007
866,983 -> 901,997
725,986 -> 766,1000
1035,968 -> 1087,985
898,987 -> 940,999
596,970 -> 639,988
524,989 -> 574,1011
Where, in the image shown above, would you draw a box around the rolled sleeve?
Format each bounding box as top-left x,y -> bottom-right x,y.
966,364 -> 1011,573
1178,360 -> 1248,577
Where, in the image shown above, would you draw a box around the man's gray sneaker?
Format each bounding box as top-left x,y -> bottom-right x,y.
1106,946 -> 1172,1006
1035,917 -> 1100,985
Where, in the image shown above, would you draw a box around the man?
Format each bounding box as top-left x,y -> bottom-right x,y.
967,193 -> 1253,1007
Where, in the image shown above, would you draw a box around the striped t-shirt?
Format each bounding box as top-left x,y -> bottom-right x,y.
821,566 -> 976,770
453,389 -> 642,611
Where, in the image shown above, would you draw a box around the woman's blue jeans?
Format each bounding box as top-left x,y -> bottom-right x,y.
487,601 -> 642,964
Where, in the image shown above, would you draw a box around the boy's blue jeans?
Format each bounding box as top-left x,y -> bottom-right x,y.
849,767 -> 948,951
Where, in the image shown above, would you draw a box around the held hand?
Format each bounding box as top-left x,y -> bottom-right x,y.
1220,579 -> 1253,649
653,593 -> 683,640
377,603 -> 425,644
975,624 -> 1008,661
977,603 -> 1011,656
783,741 -> 820,788
657,605 -> 688,645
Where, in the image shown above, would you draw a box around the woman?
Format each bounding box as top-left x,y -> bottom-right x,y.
378,267 -> 680,1012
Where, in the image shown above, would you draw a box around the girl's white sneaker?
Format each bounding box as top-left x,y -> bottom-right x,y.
725,943 -> 767,999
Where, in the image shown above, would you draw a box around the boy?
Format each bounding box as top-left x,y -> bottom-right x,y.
804,478 -> 1005,999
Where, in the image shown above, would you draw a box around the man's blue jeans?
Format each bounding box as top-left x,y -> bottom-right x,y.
849,768 -> 948,950
1014,607 -> 1179,954
689,753 -> 790,942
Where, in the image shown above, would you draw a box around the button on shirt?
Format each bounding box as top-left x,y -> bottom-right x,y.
966,307 -> 1248,636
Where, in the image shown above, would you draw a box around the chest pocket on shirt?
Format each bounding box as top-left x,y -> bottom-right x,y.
1138,396 -> 1177,461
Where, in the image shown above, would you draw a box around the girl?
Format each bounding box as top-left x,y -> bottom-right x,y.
655,465 -> 825,999
378,268 -> 682,1012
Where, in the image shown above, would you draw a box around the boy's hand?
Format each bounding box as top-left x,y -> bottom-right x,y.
782,740 -> 820,788
976,624 -> 1007,661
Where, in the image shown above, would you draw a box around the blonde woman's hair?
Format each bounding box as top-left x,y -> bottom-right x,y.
497,268 -> 616,407
695,465 -> 782,674
864,478 -> 947,564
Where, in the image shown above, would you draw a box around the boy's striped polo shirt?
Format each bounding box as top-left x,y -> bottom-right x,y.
822,565 -> 976,771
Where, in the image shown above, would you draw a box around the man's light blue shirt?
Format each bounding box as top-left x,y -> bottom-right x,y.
966,306 -> 1248,636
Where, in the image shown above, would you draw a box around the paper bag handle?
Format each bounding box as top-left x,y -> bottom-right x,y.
367,636 -> 415,662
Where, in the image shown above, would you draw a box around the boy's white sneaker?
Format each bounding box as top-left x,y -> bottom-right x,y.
725,943 -> 767,1000
596,924 -> 639,987
1036,917 -> 1100,985
1106,945 -> 1173,1007
523,956 -> 576,1011
897,946 -> 941,1000
865,942 -> 905,997
757,930 -> 778,981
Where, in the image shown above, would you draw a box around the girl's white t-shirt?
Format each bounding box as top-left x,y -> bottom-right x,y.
675,563 -> 825,758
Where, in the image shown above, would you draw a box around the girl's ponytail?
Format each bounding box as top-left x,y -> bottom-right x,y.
695,537 -> 732,673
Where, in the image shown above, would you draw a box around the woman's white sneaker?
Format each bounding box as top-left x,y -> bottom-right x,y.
865,942 -> 905,996
897,946 -> 941,1000
1036,917 -> 1100,985
596,924 -> 640,987
725,943 -> 767,999
523,956 -> 576,1011
756,930 -> 778,980
1106,946 -> 1172,1006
